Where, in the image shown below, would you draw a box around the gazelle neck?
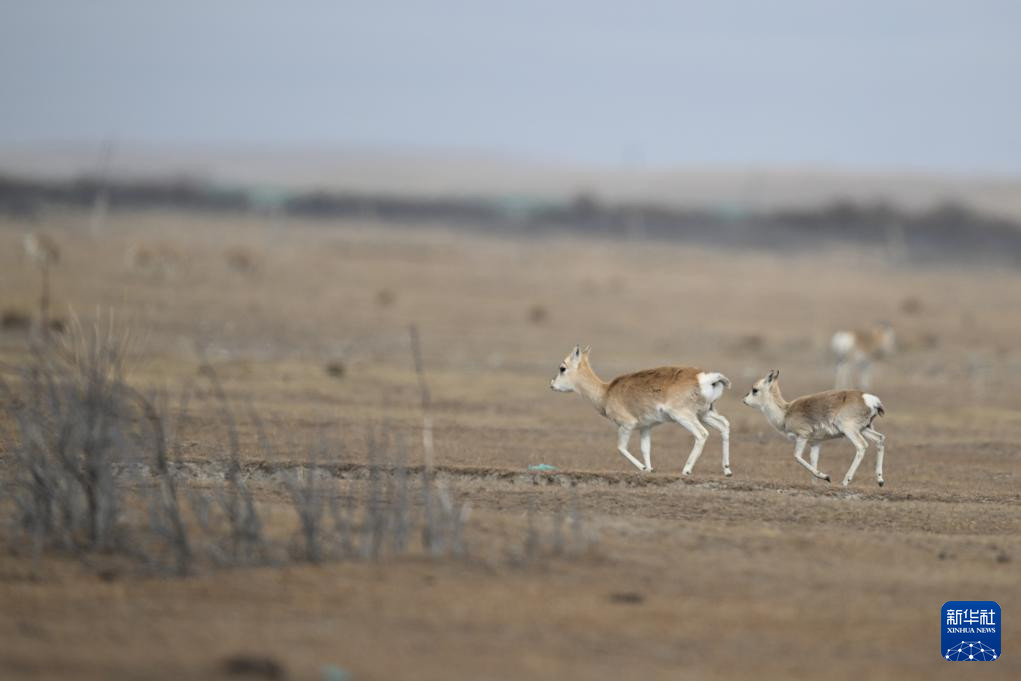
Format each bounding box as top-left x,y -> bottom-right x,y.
761,382 -> 790,431
574,357 -> 609,413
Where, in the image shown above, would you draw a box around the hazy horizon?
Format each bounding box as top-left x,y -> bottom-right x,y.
3,1 -> 1021,174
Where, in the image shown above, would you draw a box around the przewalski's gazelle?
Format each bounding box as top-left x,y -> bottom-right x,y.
742,370 -> 887,487
831,322 -> 895,389
22,233 -> 61,333
549,345 -> 732,476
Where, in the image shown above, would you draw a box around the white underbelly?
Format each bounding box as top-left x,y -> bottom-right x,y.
811,423 -> 844,440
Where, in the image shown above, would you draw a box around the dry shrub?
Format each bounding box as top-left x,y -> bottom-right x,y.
259,424 -> 470,564
609,591 -> 645,604
224,246 -> 260,274
1,313 -> 139,555
732,334 -> 765,353
1,308 -> 31,331
1,315 -> 193,575
324,361 -> 345,378
900,297 -> 924,315
0,309 -> 64,334
220,654 -> 286,680
512,495 -> 593,567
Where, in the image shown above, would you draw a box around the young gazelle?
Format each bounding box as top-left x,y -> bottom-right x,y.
549,345 -> 732,476
742,369 -> 886,487
831,322 -> 895,389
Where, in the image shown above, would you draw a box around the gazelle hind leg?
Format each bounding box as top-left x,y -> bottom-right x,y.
640,426 -> 653,472
863,427 -> 886,487
700,408 -> 732,477
809,443 -> 822,484
835,360 -> 852,388
842,429 -> 869,487
616,425 -> 645,471
793,438 -> 830,481
668,410 -> 709,476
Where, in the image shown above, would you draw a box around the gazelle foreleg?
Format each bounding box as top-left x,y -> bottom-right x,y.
670,410 -> 709,476
639,426 -> 653,472
863,427 -> 886,487
841,429 -> 869,487
700,408 -> 732,477
616,424 -> 646,471
809,443 -> 822,483
793,437 -> 831,481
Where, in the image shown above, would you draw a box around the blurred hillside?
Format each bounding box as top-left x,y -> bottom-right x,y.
3,151 -> 1021,267
3,145 -> 1021,221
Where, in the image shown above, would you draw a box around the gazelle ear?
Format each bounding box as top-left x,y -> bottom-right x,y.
767,369 -> 779,383
569,345 -> 582,364
581,345 -> 591,356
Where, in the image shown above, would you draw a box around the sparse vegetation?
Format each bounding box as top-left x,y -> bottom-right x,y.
0,319 -> 588,578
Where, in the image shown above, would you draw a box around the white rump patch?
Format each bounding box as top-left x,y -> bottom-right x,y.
831,331 -> 855,356
697,372 -> 729,404
862,393 -> 883,412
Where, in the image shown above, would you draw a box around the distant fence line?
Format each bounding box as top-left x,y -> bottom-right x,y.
2,173 -> 1020,265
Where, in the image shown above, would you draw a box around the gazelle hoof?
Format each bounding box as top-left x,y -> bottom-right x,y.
878,479 -> 885,487
823,474 -> 832,482
682,469 -> 692,477
723,468 -> 733,477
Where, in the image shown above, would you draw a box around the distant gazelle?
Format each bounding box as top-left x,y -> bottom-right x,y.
549,345 -> 732,476
831,322 -> 895,389
22,233 -> 61,332
742,369 -> 886,487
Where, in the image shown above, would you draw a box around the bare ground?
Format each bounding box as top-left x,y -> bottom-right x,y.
0,210 -> 1019,680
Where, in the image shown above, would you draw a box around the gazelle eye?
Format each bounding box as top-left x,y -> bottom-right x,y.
751,388 -> 758,395
559,366 -> 566,373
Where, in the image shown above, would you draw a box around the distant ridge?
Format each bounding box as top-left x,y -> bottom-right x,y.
3,170 -> 1020,267
3,143 -> 1021,220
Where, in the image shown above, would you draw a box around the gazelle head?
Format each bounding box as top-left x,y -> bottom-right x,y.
550,344 -> 591,392
742,369 -> 780,408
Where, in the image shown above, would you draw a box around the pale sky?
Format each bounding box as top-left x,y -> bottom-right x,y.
2,1 -> 1020,173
